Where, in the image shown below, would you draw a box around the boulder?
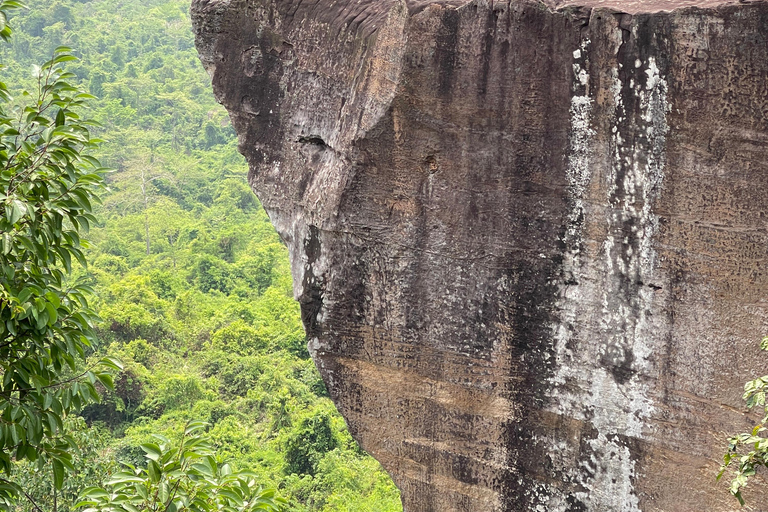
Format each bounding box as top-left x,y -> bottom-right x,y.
192,0 -> 768,509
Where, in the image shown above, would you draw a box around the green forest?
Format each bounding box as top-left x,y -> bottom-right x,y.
0,0 -> 402,510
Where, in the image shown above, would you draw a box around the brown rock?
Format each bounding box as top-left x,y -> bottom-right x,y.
192,0 -> 768,510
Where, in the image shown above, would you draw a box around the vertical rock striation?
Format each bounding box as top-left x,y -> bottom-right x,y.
192,0 -> 768,509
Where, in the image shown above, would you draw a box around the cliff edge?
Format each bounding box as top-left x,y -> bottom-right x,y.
192,0 -> 768,509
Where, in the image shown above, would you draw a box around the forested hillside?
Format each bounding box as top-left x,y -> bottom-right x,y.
0,1 -> 401,510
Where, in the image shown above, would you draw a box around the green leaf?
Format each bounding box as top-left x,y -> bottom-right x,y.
17,287 -> 32,304
45,301 -> 58,325
148,459 -> 161,483
1,1 -> 27,9
141,442 -> 162,461
9,199 -> 25,224
78,486 -> 109,499
45,291 -> 60,309
35,310 -> 48,330
95,372 -> 114,390
185,420 -> 209,436
52,458 -> 65,490
58,247 -> 72,272
52,54 -> 78,65
105,472 -> 145,485
98,356 -> 123,372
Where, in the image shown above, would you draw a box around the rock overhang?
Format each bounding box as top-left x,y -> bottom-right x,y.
192,0 -> 768,509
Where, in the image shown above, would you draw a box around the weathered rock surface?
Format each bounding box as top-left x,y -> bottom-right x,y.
191,0 -> 768,509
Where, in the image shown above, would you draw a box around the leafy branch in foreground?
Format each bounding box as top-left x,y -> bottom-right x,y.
0,0 -> 25,43
718,336 -> 768,506
0,39 -> 121,507
77,420 -> 286,512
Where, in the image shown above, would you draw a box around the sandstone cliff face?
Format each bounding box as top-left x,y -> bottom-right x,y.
191,0 -> 768,510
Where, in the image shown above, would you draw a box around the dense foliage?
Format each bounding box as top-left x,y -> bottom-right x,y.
79,420 -> 286,512
0,6 -> 121,505
0,1 -> 401,511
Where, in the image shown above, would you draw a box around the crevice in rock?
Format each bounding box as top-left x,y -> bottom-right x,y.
297,135 -> 328,148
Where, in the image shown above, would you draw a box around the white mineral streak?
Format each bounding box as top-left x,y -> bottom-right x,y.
638,56 -> 668,275
563,38 -> 594,280
546,29 -> 669,511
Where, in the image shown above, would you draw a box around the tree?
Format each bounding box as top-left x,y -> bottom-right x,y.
718,337 -> 768,505
102,152 -> 174,256
0,3 -> 119,507
284,410 -> 338,477
77,420 -> 286,512
12,417 -> 118,512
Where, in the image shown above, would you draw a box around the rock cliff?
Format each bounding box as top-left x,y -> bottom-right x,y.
191,0 -> 768,509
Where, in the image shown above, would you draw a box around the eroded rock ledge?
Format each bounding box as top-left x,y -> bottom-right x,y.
192,0 -> 768,509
